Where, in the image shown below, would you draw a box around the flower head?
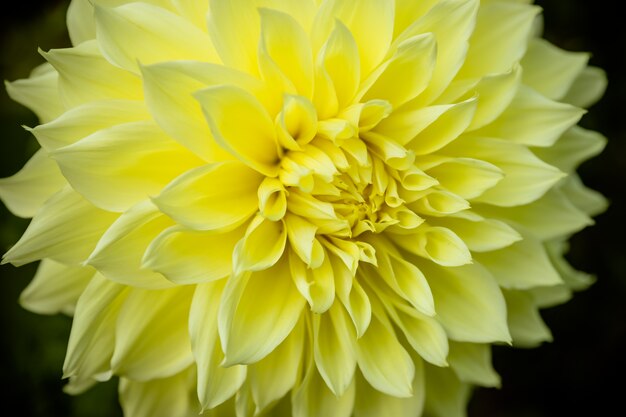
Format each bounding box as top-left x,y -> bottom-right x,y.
1,0 -> 607,416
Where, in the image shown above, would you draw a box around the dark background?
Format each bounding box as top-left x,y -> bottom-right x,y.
0,1 -> 624,416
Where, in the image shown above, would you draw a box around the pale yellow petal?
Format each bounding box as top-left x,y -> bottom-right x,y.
313,303 -> 356,396
52,121 -> 203,212
5,63 -> 64,123
421,262 -> 511,343
195,85 -> 280,176
20,259 -> 94,316
2,188 -> 118,266
504,290 -> 553,347
475,234 -> 562,290
190,282 -> 246,410
0,149 -> 66,218
448,342 -> 500,387
423,365 -> 471,417
87,201 -> 175,289
534,126 -> 607,173
119,368 -> 197,417
42,40 -> 142,107
111,287 -> 195,380
153,161 -> 261,231
235,215 -> 287,272
94,2 -> 219,73
562,66 -> 607,108
144,225 -> 244,285
521,38 -> 589,100
219,260 -> 305,365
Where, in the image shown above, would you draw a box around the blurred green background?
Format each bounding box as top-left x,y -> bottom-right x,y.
0,1 -> 624,416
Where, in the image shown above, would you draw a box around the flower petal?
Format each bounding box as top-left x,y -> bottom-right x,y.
421,261 -> 511,343
219,259 -> 306,365
87,201 -> 175,289
52,121 -> 203,212
19,259 -> 94,316
448,342 -> 500,387
94,2 -> 219,73
0,149 -> 66,218
42,40 -> 143,107
504,289 -> 553,347
2,188 -> 118,266
562,66 -> 607,108
111,287 -> 195,380
190,282 -> 246,410
144,225 -> 243,285
195,85 -> 280,176
235,215 -> 287,272
153,161 -> 261,231
5,63 -> 64,122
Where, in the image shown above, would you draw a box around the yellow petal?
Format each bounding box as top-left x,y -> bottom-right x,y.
448,342 -> 500,387
19,259 -> 94,316
361,33 -> 436,108
5,63 -> 64,122
141,61 -> 261,161
63,274 -> 128,379
424,157 -> 504,200
423,365 -> 471,417
355,309 -> 414,397
248,319 -> 304,413
562,66 -> 607,108
2,188 -> 118,266
289,250 -> 335,314
534,126 -> 607,173
258,178 -> 288,222
315,20 -> 360,112
292,355 -> 356,417
285,214 -> 324,268
334,259 -> 372,338
195,85 -> 280,176
259,8 -> 314,98
354,359 -> 425,417
429,211 -> 521,252
522,38 -> 589,100
94,2 -> 219,72
477,188 -> 592,240
144,225 -> 244,285
504,290 -> 553,347
53,121 -> 203,212
119,368 -> 196,417
446,136 -> 565,207
235,215 -> 287,272
0,149 -> 65,218
190,282 -> 246,410
31,99 -> 150,151
111,287 -> 195,380
475,234 -> 563,290
313,303 -> 356,396
474,86 -> 584,147
312,0 -> 394,77
219,259 -> 305,365
392,226 -> 472,267
421,262 -> 511,343
87,201 -> 175,289
153,161 -> 261,231
459,2 -> 539,78
41,40 -> 142,107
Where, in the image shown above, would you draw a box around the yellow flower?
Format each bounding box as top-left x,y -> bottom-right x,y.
1,0 -> 607,416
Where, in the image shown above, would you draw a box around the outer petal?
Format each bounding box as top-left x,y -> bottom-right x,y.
2,188 -> 118,266
0,149 -> 66,218
504,289 -> 553,347
562,66 -> 607,108
111,287 -> 195,380
152,161 -> 261,231
420,261 -> 512,343
20,259 -> 94,315
87,201 -> 175,289
190,282 -> 246,410
94,2 -> 219,73
119,368 -> 198,417
423,365 -> 472,417
218,259 -> 306,366
52,121 -> 203,212
42,40 -> 143,107
5,63 -> 64,123
447,342 -> 500,387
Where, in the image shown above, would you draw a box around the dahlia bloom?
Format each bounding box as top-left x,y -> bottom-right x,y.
1,0 -> 607,416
